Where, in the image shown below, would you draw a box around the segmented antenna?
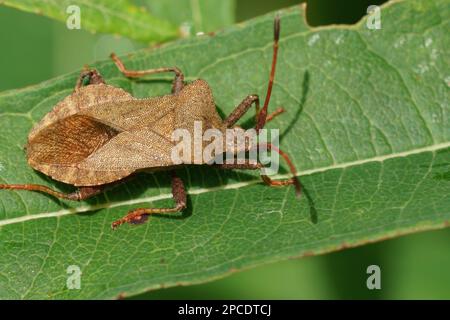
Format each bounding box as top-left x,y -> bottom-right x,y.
256,16 -> 302,197
256,15 -> 280,132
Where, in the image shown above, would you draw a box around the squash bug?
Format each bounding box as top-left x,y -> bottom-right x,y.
0,16 -> 301,229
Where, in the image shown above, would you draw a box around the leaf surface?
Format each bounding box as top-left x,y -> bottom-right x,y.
0,0 -> 449,299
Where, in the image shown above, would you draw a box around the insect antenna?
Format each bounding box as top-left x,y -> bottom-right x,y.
256,14 -> 281,133
255,16 -> 302,197
0,183 -> 80,200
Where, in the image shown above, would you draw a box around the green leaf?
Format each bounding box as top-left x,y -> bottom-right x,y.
1,0 -> 179,43
0,0 -> 449,299
141,0 -> 236,35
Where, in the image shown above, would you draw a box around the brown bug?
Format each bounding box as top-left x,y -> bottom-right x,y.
0,16 -> 300,229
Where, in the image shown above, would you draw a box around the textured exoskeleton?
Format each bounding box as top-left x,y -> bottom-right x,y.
27,79 -> 227,186
1,16 -> 300,229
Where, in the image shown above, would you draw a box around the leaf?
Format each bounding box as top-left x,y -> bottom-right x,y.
142,0 -> 236,35
0,0 -> 449,299
1,0 -> 179,43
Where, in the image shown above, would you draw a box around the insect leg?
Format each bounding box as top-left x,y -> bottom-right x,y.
215,161 -> 262,170
110,53 -> 185,94
224,16 -> 281,131
265,107 -> 285,122
215,142 -> 301,197
216,159 -> 298,190
111,172 -> 187,230
75,68 -> 105,90
216,161 -> 299,189
257,142 -> 301,197
0,184 -> 104,200
224,94 -> 285,128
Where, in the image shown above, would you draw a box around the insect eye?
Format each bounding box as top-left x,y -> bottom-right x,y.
81,73 -> 91,86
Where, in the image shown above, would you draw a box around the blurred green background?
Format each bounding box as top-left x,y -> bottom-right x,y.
0,0 -> 449,299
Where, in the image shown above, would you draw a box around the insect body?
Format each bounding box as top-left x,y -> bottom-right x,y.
0,16 -> 300,229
